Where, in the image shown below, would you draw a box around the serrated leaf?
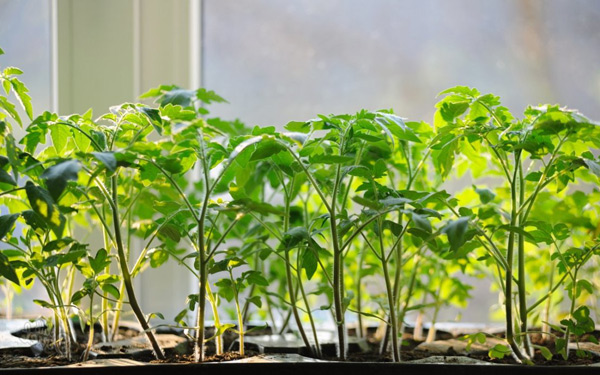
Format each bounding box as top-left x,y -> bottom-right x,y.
280,227 -> 309,250
249,139 -> 286,161
245,271 -> 269,286
42,237 -> 74,252
246,295 -> 262,308
100,283 -> 120,299
91,152 -> 117,172
10,78 -> 33,120
49,125 -> 70,154
532,345 -> 553,361
473,185 -> 495,204
24,182 -> 65,236
89,248 -> 109,274
0,252 -> 19,285
70,290 -> 88,304
0,168 -> 16,186
149,249 -> 169,268
0,213 -> 19,240
40,159 -> 81,201
443,217 -> 470,251
488,344 -> 511,359
301,248 -> 318,280
410,212 -> 431,233
157,223 -> 181,243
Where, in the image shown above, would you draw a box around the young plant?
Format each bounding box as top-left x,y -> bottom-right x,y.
71,248 -> 120,361
213,251 -> 269,356
433,86 -> 600,363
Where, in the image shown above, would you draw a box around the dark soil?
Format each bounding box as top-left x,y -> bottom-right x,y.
3,323 -> 600,368
150,351 -> 255,364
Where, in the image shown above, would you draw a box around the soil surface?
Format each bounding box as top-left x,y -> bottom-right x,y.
2,324 -> 600,368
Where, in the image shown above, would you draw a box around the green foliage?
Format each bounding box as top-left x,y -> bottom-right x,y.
0,50 -> 599,365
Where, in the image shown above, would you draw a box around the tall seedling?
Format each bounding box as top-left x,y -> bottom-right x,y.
433,86 -> 600,362
138,86 -> 287,361
281,110 -> 423,359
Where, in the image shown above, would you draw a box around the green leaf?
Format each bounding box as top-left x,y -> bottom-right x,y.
473,185 -> 495,204
577,279 -> 594,295
25,182 -> 65,236
71,289 -> 88,304
230,198 -> 284,216
100,283 -> 120,299
284,121 -> 310,133
42,237 -> 74,252
40,159 -> 81,201
33,299 -> 53,308
525,171 -> 542,182
215,279 -> 234,302
438,86 -> 480,98
21,210 -> 47,232
244,270 -> 269,286
0,96 -> 21,126
149,249 -> 169,268
0,213 -> 19,240
204,323 -> 236,342
488,344 -> 511,359
553,223 -> 570,240
375,112 -> 420,143
310,154 -> 354,164
49,125 -> 70,154
0,252 -> 19,285
352,196 -> 382,210
410,212 -> 431,233
582,159 -> 600,178
443,217 -> 470,251
280,227 -> 309,250
91,152 -> 117,172
497,225 -> 536,242
89,248 -> 109,274
532,345 -> 553,361
246,295 -> 262,308
0,168 -> 16,186
249,139 -> 286,161
153,201 -> 182,215
160,89 -> 195,108
157,224 -> 181,243
196,88 -> 227,104
301,248 -> 318,280
10,78 -> 33,120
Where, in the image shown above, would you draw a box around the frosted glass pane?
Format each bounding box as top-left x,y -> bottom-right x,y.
0,0 -> 51,317
0,0 -> 51,116
204,0 -> 600,128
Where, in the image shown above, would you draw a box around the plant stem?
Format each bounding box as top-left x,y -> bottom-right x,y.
331,164 -> 347,360
297,251 -> 322,358
505,152 -> 529,364
229,269 -> 245,356
516,156 -> 532,357
282,186 -> 315,356
381,252 -> 400,362
541,258 -> 554,343
101,203 -> 111,342
83,294 -> 94,362
110,176 -> 164,359
563,268 -> 579,359
356,247 -> 365,339
206,284 -> 223,355
110,282 -> 126,341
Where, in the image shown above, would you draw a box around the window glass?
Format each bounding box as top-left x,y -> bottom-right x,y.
204,0 -> 600,127
0,0 -> 51,317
